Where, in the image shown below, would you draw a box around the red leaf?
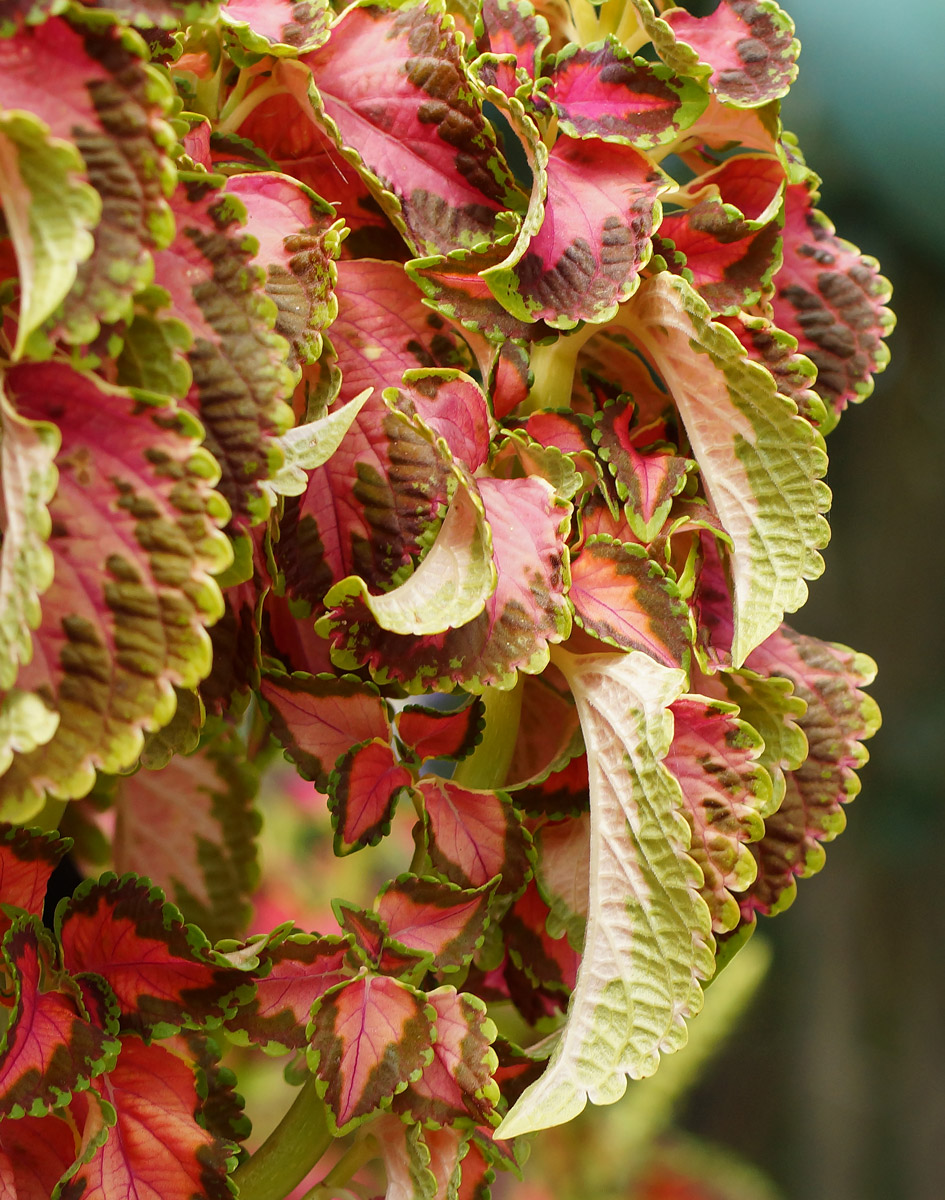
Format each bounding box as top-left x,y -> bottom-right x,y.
0,825 -> 69,936
395,698 -> 485,763
328,739 -> 415,855
225,934 -> 351,1052
64,1038 -> 231,1200
392,986 -> 498,1125
503,880 -> 579,994
58,877 -> 244,1036
0,919 -> 118,1119
0,1111 -> 80,1200
418,777 -> 531,895
260,671 -> 391,790
376,876 -> 493,971
308,974 -> 434,1132
514,754 -> 589,818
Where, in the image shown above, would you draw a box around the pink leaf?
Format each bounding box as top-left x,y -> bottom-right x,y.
328,738 -> 415,855
376,876 -> 493,971
308,974 -> 434,1132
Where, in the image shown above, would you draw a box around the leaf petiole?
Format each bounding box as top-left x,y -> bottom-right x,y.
231,1076 -> 334,1200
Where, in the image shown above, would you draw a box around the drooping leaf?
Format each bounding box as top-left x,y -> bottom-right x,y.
661,0 -> 799,108
331,258 -> 474,405
260,671 -> 391,791
547,37 -> 707,148
109,726 -> 261,943
0,385 -> 59,692
376,876 -> 493,972
307,973 -> 435,1133
484,132 -> 667,328
0,110 -> 99,358
417,776 -> 532,896
62,1037 -> 232,1200
322,474 -> 571,692
476,0 -> 549,91
772,182 -> 894,431
225,171 -> 342,369
328,738 -> 415,855
0,823 -> 69,935
0,15 -> 176,344
718,308 -> 824,426
0,694 -> 59,812
0,918 -> 119,1119
57,875 -> 245,1036
151,175 -> 296,531
374,1116 -> 467,1200
225,933 -> 350,1053
665,696 -> 768,933
739,626 -> 880,917
0,363 -> 230,819
221,0 -> 332,55
497,649 -> 714,1137
303,1 -> 523,255
267,388 -> 372,499
392,985 -> 499,1126
610,272 -> 830,666
568,537 -> 692,665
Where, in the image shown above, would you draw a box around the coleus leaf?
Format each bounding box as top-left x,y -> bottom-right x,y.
221,0 -> 333,56
661,0 -> 799,108
396,697 -> 485,764
0,363 -> 230,817
497,649 -> 714,1137
374,1116 -> 467,1200
546,37 -> 707,148
266,388 -> 372,499
0,1109 -> 82,1200
718,308 -> 823,426
328,737 -> 415,855
0,823 -> 69,935
484,132 -> 667,328
303,0 -> 523,255
0,369 -> 58,695
610,272 -> 830,666
322,475 -> 495,637
225,171 -> 342,370
772,182 -> 894,431
664,696 -> 768,933
376,875 -> 493,972
307,973 -> 435,1133
739,625 -> 880,918
108,725 -> 261,943
0,917 -> 119,1119
322,474 -> 571,692
273,392 -> 454,604
417,776 -> 532,896
387,370 -> 492,474
150,175 -> 296,531
225,933 -> 350,1053
260,670 -> 391,792
0,15 -> 176,344
62,1036 -> 232,1200
475,0 -> 549,91
513,751 -> 589,819
0,109 -> 99,358
534,813 -> 590,949
567,537 -> 692,666
331,258 -> 474,406
406,252 -> 545,344
504,670 -> 582,792
57,875 -> 245,1036
502,879 -> 580,995
392,986 -> 499,1126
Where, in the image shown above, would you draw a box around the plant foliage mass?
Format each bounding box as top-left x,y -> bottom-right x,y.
0,0 -> 891,1196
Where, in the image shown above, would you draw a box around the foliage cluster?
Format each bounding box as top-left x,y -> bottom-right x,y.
0,0 -> 892,1196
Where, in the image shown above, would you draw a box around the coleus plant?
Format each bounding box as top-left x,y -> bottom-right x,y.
0,0 -> 892,1194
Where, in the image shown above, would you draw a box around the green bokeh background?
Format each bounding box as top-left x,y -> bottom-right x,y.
681,3 -> 945,1196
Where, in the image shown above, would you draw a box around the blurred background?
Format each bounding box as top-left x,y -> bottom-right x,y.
677,2 -> 945,1196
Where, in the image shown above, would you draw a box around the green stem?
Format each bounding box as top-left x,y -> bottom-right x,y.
305,1134 -> 379,1198
452,682 -> 523,791
34,798 -> 67,833
232,1077 -> 334,1200
524,324 -> 599,413
218,78 -> 282,135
